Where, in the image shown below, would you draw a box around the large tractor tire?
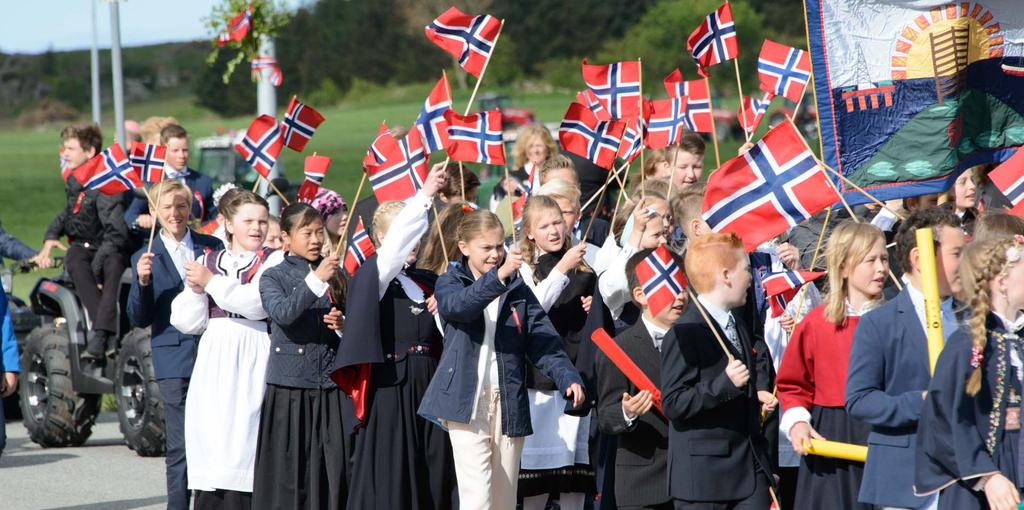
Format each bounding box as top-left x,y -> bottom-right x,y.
18,325 -> 100,447
115,328 -> 165,457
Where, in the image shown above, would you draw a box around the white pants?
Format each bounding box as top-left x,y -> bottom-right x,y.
448,386 -> 525,510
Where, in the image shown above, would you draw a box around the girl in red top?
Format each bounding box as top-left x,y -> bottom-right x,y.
777,220 -> 888,509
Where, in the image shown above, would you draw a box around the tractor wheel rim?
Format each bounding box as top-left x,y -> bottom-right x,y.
118,355 -> 147,431
25,353 -> 49,424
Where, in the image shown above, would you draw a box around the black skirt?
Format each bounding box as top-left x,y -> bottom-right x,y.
252,385 -> 355,510
794,405 -> 872,510
517,464 -> 596,498
346,353 -> 455,510
194,489 -> 251,510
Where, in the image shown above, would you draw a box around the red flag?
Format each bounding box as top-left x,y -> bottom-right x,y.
424,7 -> 502,78
618,113 -> 647,163
415,73 -> 453,154
687,3 -> 739,77
363,121 -> 400,172
298,155 -> 331,203
251,56 -> 283,87
217,6 -> 252,47
235,115 -> 284,179
369,130 -> 430,203
737,92 -> 775,135
581,59 -> 642,119
444,110 -> 506,165
635,245 -> 688,317
74,144 -> 142,195
129,142 -> 167,183
757,39 -> 811,103
281,97 -> 325,152
762,270 -> 825,318
344,218 -> 376,276
576,89 -> 611,122
664,69 -> 714,133
646,97 -> 688,150
591,328 -> 664,416
702,121 -> 838,252
988,149 -> 1024,216
558,102 -> 625,170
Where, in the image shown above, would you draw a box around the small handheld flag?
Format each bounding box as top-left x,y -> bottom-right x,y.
664,69 -> 714,133
236,115 -> 285,179
988,149 -> 1024,217
737,93 -> 774,135
634,245 -> 688,317
129,142 -> 167,183
74,144 -> 142,195
687,2 -> 739,77
646,97 -> 688,150
762,270 -> 826,318
363,122 -> 400,172
757,39 -> 811,103
217,6 -> 252,47
415,74 -> 453,154
281,97 -> 325,152
581,59 -> 642,120
576,89 -> 611,122
424,7 -> 502,78
702,121 -> 838,252
251,55 -> 282,87
558,102 -> 625,170
344,218 -> 376,276
298,155 -> 331,203
444,110 -> 506,166
369,130 -> 430,203
618,113 -> 647,163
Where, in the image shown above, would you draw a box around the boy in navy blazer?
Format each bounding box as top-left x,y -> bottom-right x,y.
845,207 -> 965,509
124,124 -> 216,243
127,180 -> 222,510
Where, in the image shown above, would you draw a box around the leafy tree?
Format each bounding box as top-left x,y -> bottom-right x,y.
194,49 -> 257,116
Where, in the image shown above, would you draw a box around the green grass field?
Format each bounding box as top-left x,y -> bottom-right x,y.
0,84 -> 768,299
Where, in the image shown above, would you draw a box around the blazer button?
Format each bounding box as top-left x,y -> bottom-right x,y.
275,347 -> 280,352
448,368 -> 454,373
298,348 -> 304,354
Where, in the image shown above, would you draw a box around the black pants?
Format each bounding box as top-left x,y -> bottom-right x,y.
65,244 -> 123,338
673,472 -> 772,510
159,378 -> 190,510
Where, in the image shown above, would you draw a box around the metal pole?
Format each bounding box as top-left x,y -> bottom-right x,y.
108,0 -> 125,149
90,0 -> 101,124
257,35 -> 281,214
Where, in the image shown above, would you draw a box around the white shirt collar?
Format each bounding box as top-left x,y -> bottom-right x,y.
905,279 -> 954,313
164,165 -> 188,180
994,311 -> 1024,333
845,299 -> 880,317
159,230 -> 193,253
641,315 -> 668,339
696,294 -> 733,332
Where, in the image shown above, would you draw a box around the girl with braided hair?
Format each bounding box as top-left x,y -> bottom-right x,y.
916,235 -> 1024,510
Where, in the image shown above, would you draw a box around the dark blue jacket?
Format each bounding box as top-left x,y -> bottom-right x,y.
0,221 -> 36,266
124,169 -> 216,238
1,295 -> 18,374
127,231 -> 223,380
845,288 -> 933,508
418,261 -> 583,438
259,254 -> 340,389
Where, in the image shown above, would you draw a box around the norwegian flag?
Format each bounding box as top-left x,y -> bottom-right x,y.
582,59 -> 642,120
762,270 -> 825,318
687,3 -> 739,77
217,6 -> 252,47
988,149 -> 1024,216
444,110 -> 506,165
738,92 -> 774,135
281,97 -> 325,152
129,142 -> 167,183
236,115 -> 285,179
74,144 -> 142,196
757,39 -> 811,103
576,89 -> 611,122
59,147 -> 71,182
559,102 -> 626,170
635,245 -> 688,317
251,56 -> 282,87
344,218 -> 377,276
415,73 -> 453,154
298,154 -> 331,203
664,69 -> 714,133
702,121 -> 838,252
618,114 -> 647,163
369,129 -> 429,203
512,192 -> 527,232
646,97 -> 688,150
424,7 -> 502,78
363,121 -> 400,172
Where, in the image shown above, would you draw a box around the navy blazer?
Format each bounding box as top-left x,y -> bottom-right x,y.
418,261 -> 583,438
845,288 -> 934,508
127,231 -> 223,380
124,169 -> 217,238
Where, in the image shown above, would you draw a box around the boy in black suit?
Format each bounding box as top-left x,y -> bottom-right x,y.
596,248 -> 687,510
661,232 -> 775,509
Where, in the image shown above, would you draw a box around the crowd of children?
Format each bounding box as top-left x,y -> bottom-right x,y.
27,119 -> 1024,510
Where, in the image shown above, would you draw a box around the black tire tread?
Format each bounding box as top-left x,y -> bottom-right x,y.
114,328 -> 166,457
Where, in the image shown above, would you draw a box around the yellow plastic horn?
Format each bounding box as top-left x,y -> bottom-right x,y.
915,227 -> 945,374
805,439 -> 868,462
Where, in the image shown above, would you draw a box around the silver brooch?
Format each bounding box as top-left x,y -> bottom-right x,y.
409,305 -> 424,316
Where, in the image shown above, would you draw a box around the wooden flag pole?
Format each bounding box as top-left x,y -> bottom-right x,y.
266,178 -> 291,206
607,165 -> 630,241
666,143 -> 679,199
505,166 -> 517,246
459,161 -> 466,202
252,175 -> 261,193
637,58 -> 646,202
433,202 -> 450,262
145,184 -> 163,254
734,59 -> 752,143
579,168 -> 616,246
581,159 -> 630,214
705,76 -> 722,167
686,288 -> 735,362
333,173 -> 367,257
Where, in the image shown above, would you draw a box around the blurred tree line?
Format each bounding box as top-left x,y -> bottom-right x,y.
195,0 -> 808,116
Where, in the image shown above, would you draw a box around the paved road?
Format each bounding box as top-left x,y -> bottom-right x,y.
1,412 -> 167,510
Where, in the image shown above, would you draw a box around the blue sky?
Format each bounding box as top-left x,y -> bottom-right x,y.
0,0 -> 309,54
